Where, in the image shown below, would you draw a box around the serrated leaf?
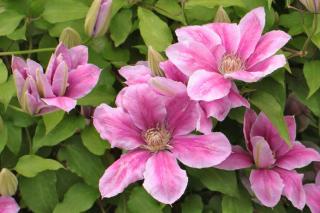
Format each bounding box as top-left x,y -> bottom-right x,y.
53,182 -> 99,213
58,138 -> 105,187
138,7 -> 173,51
20,171 -> 59,213
15,155 -> 63,177
250,91 -> 291,146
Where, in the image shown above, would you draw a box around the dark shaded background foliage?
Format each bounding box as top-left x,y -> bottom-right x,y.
0,0 -> 319,212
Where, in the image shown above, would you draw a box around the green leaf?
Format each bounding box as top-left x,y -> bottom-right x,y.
0,10 -> 24,36
0,76 -> 16,109
155,0 -> 186,24
188,168 -> 239,197
250,91 -> 291,146
127,186 -> 163,213
138,7 -> 173,51
53,182 -> 99,213
58,138 -> 105,187
110,9 -> 132,47
20,171 -> 59,213
43,0 -> 88,23
81,126 -> 109,156
279,12 -> 306,36
181,195 -> 203,213
15,155 -> 63,177
42,110 -> 65,135
303,61 -> 320,98
78,84 -> 116,106
0,116 -> 8,154
221,188 -> 253,213
7,22 -> 26,40
38,34 -> 58,67
0,59 -> 8,84
32,116 -> 86,152
185,0 -> 246,8
6,122 -> 22,154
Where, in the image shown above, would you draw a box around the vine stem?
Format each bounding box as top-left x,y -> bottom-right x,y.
0,47 -> 55,56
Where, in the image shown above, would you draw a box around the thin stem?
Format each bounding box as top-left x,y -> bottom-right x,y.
97,199 -> 106,213
0,48 -> 55,56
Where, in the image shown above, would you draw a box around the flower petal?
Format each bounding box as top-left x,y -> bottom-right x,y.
122,84 -> 166,130
99,150 -> 151,198
0,196 -> 20,213
249,169 -> 284,207
149,77 -> 187,97
160,60 -> 188,84
143,151 -> 188,204
166,41 -> 217,76
187,70 -> 232,102
69,45 -> 88,68
237,7 -> 265,60
119,64 -> 152,85
171,133 -> 231,168
41,96 -> 76,112
196,104 -> 213,134
252,136 -> 276,168
215,145 -> 253,170
66,64 -> 101,99
166,95 -> 198,136
274,168 -> 306,210
304,183 -> 320,213
247,30 -> 291,68
276,142 -> 320,170
93,104 -> 143,150
207,23 -> 240,54
243,109 -> 258,151
176,25 -> 221,51
200,97 -> 231,121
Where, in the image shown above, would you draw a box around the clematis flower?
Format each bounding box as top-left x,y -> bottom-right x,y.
217,109 -> 320,209
93,84 -> 231,204
11,43 -> 101,115
0,196 -> 19,213
166,7 -> 290,102
304,172 -> 320,213
117,61 -> 248,133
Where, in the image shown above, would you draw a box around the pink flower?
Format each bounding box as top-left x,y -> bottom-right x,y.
304,172 -> 320,213
118,61 -> 248,133
217,109 -> 320,209
93,84 -> 231,204
0,196 -> 19,213
166,7 -> 290,102
11,43 -> 101,115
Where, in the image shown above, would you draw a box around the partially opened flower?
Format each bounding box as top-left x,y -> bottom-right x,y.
304,172 -> 320,213
118,60 -> 248,133
0,196 -> 19,213
11,43 -> 101,115
166,7 -> 290,102
93,84 -> 231,204
217,109 -> 320,209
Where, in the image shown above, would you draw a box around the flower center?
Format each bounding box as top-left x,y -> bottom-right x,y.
142,127 -> 171,152
219,54 -> 244,74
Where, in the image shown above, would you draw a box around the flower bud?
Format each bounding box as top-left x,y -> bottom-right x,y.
299,0 -> 320,13
59,27 -> 81,48
214,6 -> 231,23
84,0 -> 113,38
147,46 -> 165,77
0,168 -> 18,196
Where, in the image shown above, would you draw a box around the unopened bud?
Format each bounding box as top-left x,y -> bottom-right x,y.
299,0 -> 320,13
214,6 -> 231,23
0,168 -> 18,196
59,27 -> 81,48
84,0 -> 113,38
147,46 -> 165,77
